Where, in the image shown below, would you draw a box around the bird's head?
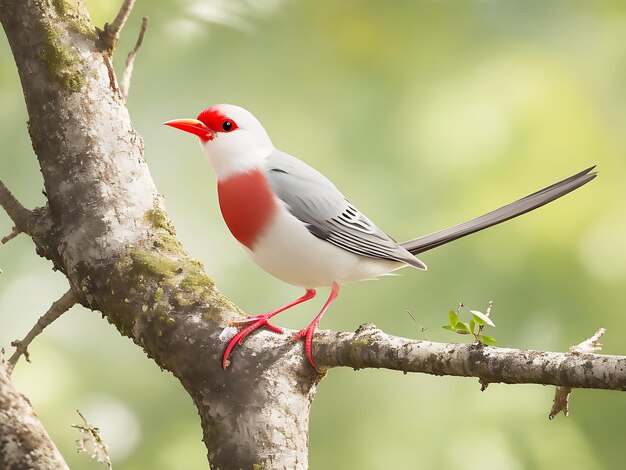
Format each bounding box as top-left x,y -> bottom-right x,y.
165,104 -> 274,179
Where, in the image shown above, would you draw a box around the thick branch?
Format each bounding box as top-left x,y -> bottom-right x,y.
0,2 -> 320,468
0,359 -> 69,469
315,324 -> 626,391
1,0 -> 622,468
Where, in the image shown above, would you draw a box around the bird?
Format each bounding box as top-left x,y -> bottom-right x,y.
164,104 -> 595,370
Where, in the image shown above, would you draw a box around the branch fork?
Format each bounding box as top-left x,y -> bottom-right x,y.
0,0 -> 623,468
549,328 -> 607,419
98,0 -> 137,51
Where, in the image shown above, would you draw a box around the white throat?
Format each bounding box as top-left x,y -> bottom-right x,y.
202,137 -> 274,180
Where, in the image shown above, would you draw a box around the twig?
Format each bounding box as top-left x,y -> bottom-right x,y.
100,0 -> 137,51
549,328 -> 606,419
474,301 -> 494,390
405,310 -> 430,341
120,16 -> 149,101
7,289 -> 78,374
0,179 -> 34,235
72,410 -> 112,469
2,226 -> 20,244
476,300 -> 494,338
570,327 -> 606,354
549,386 -> 571,420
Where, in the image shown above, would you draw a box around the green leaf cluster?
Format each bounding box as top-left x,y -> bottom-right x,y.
442,308 -> 497,346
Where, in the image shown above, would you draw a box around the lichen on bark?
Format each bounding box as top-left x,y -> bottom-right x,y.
39,1 -> 95,92
52,0 -> 95,36
41,22 -> 86,91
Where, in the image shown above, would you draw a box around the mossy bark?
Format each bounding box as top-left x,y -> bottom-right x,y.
0,360 -> 69,469
0,1 -> 322,468
2,2 -> 624,469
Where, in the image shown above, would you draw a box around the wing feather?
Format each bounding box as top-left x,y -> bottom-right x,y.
265,151 -> 426,270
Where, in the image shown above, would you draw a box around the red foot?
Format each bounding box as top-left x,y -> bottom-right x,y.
293,282 -> 340,370
294,322 -> 320,369
230,315 -> 283,334
221,289 -> 317,370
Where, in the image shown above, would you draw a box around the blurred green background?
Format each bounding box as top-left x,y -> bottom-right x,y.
1,0 -> 625,468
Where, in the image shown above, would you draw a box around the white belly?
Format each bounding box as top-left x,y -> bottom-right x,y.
242,204 -> 407,288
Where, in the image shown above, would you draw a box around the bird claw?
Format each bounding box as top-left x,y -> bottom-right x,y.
294,322 -> 319,369
222,316 -> 284,369
229,315 -> 283,334
221,288 -> 323,370
293,328 -> 307,341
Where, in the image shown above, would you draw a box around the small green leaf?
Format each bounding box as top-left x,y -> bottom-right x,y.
472,314 -> 486,326
469,319 -> 476,333
454,322 -> 471,334
448,310 -> 459,328
442,325 -> 455,331
471,310 -> 495,327
479,335 -> 497,346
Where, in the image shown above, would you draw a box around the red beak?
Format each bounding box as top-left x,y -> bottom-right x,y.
164,118 -> 214,141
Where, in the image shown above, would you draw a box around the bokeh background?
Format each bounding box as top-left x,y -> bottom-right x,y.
1,0 -> 625,468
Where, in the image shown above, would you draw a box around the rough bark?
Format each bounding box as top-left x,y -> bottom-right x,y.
0,359 -> 69,469
0,1 -> 321,468
0,1 -> 624,469
314,325 -> 626,390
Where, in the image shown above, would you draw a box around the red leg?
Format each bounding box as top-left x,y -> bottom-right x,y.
222,289 -> 316,369
294,282 -> 340,369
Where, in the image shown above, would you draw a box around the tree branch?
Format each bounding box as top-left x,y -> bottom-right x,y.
72,410 -> 112,468
100,0 -> 137,51
0,2 -> 319,467
549,327 -> 607,418
120,16 -> 148,101
0,0 -> 623,468
1,226 -> 20,244
314,324 -> 626,391
0,179 -> 34,237
7,289 -> 78,374
0,358 -> 69,469
0,181 -> 53,254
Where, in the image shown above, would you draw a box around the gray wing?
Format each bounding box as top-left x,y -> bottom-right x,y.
264,150 -> 426,269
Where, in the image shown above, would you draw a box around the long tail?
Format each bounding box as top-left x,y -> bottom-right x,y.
400,166 -> 597,255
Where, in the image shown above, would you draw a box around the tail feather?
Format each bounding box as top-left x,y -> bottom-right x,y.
400,166 -> 596,255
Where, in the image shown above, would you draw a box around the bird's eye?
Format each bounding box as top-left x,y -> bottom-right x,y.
222,120 -> 233,131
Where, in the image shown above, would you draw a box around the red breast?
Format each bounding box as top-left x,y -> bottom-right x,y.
217,169 -> 278,250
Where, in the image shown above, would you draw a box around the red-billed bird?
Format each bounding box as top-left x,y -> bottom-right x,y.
165,104 -> 595,369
